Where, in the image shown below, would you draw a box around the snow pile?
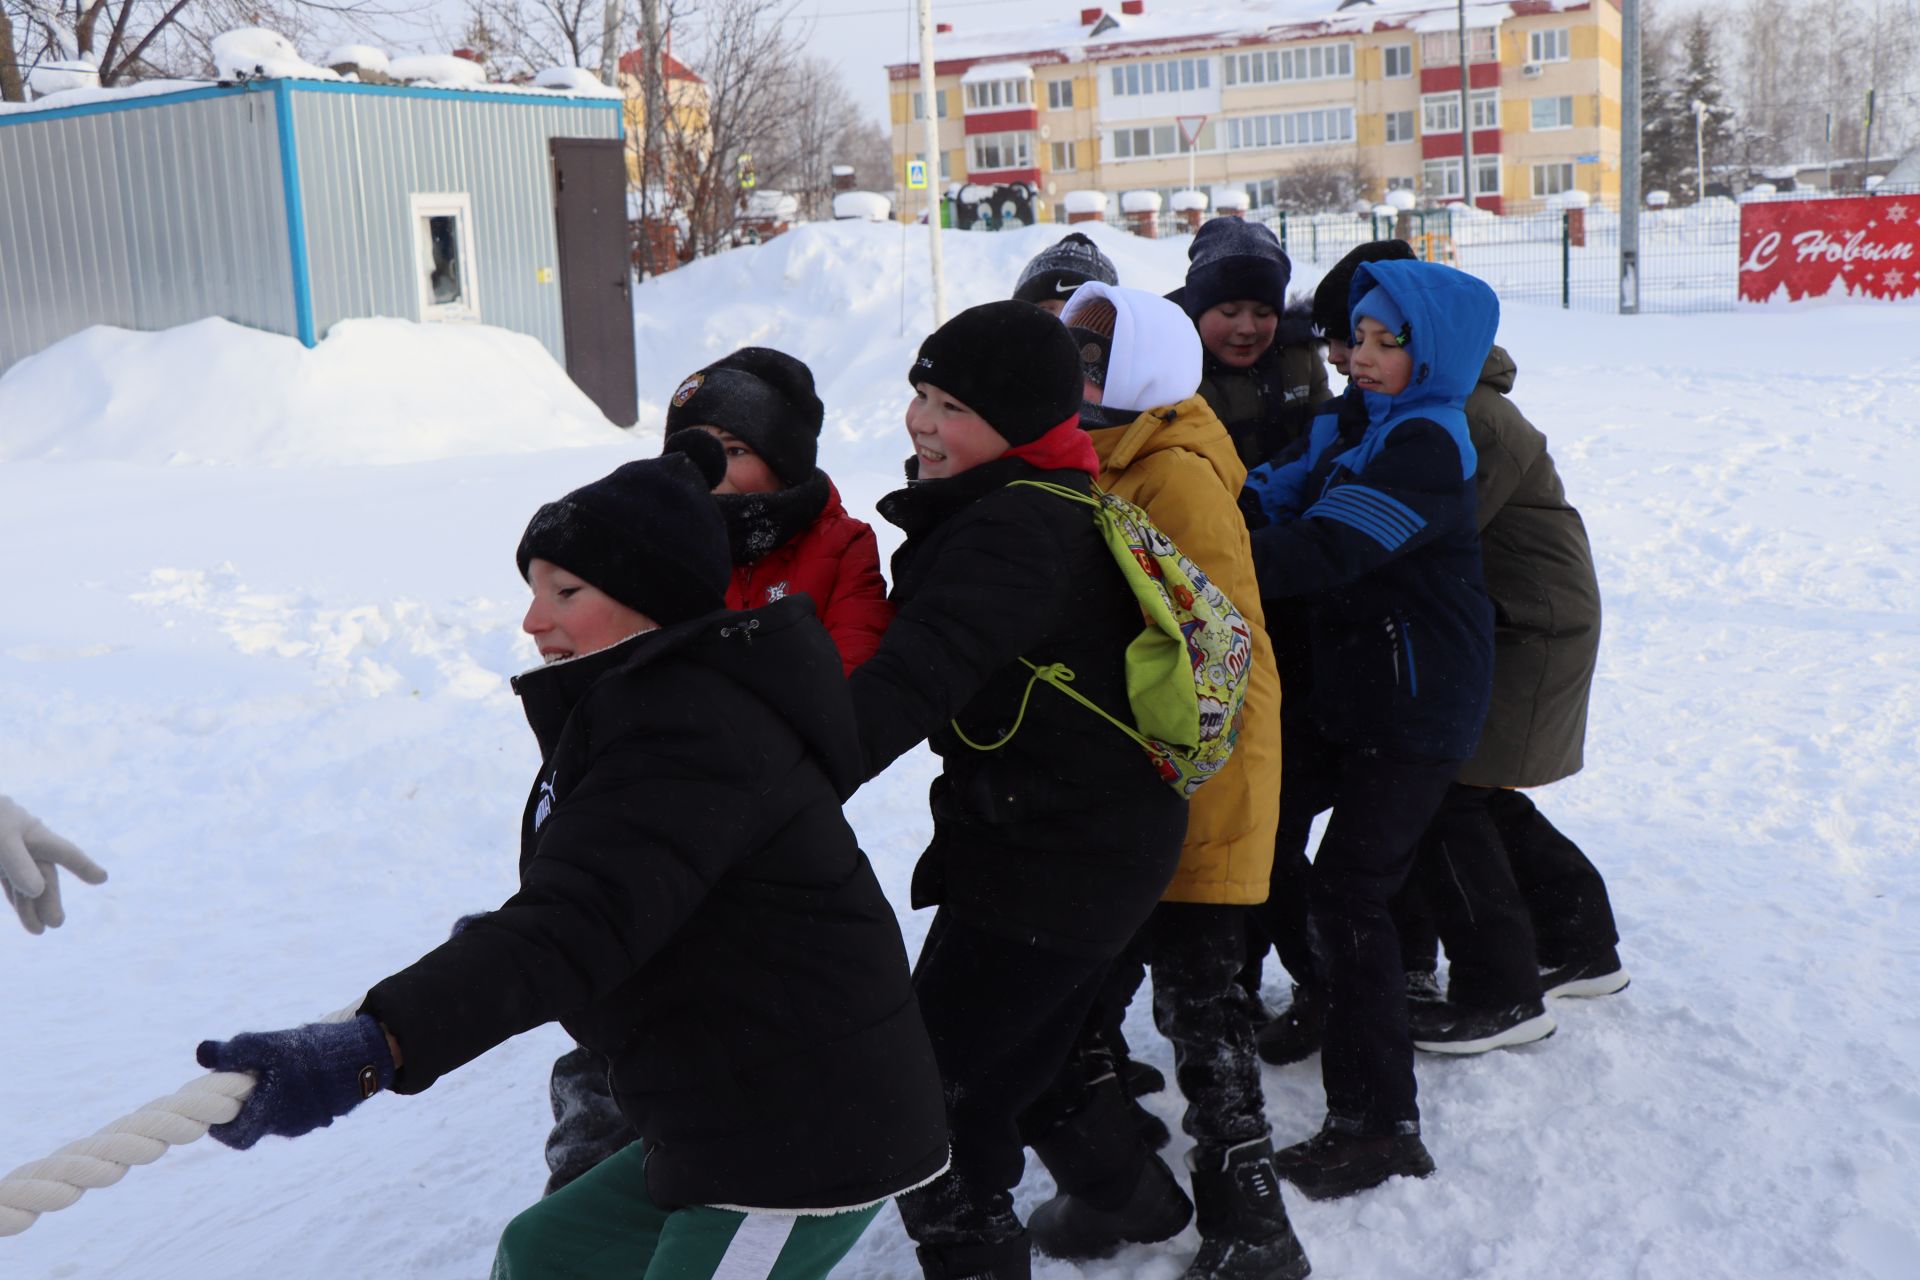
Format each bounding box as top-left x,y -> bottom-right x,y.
387,54 -> 488,88
531,66 -> 620,98
1064,189 -> 1109,214
833,191 -> 893,221
1121,190 -> 1163,213
1171,189 -> 1209,212
211,28 -> 342,82
0,318 -> 621,467
25,58 -> 98,98
323,44 -> 390,73
745,190 -> 799,220
1212,186 -> 1249,211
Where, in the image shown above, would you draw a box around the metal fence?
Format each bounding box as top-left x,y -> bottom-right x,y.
1071,184 -> 1920,314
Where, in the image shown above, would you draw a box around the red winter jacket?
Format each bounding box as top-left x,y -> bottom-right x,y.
725,482 -> 894,674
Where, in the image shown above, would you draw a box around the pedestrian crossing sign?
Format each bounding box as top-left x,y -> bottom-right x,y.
907,160 -> 929,190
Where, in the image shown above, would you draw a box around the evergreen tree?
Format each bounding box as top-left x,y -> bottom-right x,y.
1640,7 -> 1691,198
1675,14 -> 1737,198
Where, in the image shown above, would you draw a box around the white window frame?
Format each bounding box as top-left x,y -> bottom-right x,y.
410,192 -> 480,323
913,90 -> 948,120
1384,109 -> 1416,144
1422,155 -> 1502,200
1419,29 -> 1497,65
1047,79 -> 1073,110
1223,106 -> 1356,153
1421,89 -> 1499,134
1530,28 -> 1571,63
1050,139 -> 1078,171
1382,43 -> 1413,78
964,78 -> 1031,112
967,130 -> 1034,171
1109,56 -> 1211,97
1531,95 -> 1574,131
1532,161 -> 1576,197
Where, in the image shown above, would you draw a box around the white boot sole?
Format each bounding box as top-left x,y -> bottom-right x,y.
1545,968 -> 1631,999
1413,1010 -> 1558,1055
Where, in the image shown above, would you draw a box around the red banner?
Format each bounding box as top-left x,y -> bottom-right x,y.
1739,194 -> 1920,303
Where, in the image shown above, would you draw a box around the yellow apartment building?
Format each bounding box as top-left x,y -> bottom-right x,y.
886,0 -> 1622,218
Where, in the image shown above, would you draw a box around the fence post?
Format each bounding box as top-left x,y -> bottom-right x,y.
1562,211 -> 1572,309
1276,211 -> 1288,255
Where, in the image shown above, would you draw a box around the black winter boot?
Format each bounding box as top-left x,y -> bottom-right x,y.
1027,1079 -> 1193,1261
1272,1123 -> 1435,1201
1183,1138 -> 1312,1280
915,1231 -> 1033,1280
1253,984 -> 1323,1066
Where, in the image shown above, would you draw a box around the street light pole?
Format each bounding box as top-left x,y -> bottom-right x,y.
917,0 -> 948,327
1457,0 -> 1473,207
1692,98 -> 1706,202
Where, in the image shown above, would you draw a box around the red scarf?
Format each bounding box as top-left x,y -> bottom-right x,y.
1004,417 -> 1098,477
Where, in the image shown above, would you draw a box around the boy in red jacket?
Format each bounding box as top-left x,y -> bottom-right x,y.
663,347 -> 893,674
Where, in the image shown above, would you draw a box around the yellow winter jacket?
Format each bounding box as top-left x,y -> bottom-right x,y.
1085,395 -> 1282,905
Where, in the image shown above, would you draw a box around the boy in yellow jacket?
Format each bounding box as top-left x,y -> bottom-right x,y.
1020,284 -> 1306,1280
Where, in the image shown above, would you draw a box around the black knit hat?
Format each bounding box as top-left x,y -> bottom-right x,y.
908,300 -> 1084,446
1311,239 -> 1417,342
1181,218 -> 1292,319
516,432 -> 731,626
662,347 -> 824,486
1012,232 -> 1120,305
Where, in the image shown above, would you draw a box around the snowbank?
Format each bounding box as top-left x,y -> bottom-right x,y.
211,28 -> 342,82
387,54 -> 488,88
25,59 -> 98,98
531,66 -> 621,98
0,318 -> 620,467
832,191 -> 893,221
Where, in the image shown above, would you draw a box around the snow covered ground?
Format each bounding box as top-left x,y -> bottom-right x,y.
2,220 -> 1916,1279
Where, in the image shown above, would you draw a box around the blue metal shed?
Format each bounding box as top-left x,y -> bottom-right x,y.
0,78 -> 636,423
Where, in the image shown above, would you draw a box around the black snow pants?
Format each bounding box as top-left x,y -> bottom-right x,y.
1302,746 -> 1460,1135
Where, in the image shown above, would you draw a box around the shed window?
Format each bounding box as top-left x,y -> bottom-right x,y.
410,193 -> 480,322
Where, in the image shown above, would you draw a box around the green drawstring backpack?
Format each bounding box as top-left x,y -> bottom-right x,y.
952,480 -> 1253,797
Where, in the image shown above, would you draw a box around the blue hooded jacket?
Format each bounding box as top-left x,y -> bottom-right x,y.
1243,259 -> 1498,760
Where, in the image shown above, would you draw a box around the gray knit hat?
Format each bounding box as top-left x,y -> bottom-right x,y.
1013,233 -> 1120,305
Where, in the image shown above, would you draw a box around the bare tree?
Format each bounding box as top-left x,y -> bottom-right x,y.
458,0 -> 628,79
657,0 -> 802,255
1273,150 -> 1373,213
2,0 -> 422,100
757,54 -> 888,220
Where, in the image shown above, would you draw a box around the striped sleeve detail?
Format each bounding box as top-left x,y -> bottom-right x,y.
1305,484 -> 1428,551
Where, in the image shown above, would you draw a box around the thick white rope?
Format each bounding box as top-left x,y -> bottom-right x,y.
0,1003 -> 360,1238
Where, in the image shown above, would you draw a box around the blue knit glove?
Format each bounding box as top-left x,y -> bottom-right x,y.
196,1014 -> 396,1150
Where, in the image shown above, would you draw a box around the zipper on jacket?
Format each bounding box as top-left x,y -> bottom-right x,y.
1399,617 -> 1419,697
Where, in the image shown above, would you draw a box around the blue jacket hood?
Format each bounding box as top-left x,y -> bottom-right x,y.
1349,259 -> 1499,424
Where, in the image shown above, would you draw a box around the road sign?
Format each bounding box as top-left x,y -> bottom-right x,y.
738,153 -> 756,190
907,159 -> 929,190
1176,114 -> 1209,148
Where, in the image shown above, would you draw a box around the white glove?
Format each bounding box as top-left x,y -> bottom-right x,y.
1,795 -> 108,935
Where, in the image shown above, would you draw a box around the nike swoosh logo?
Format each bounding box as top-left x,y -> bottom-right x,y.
1056,280 -> 1079,293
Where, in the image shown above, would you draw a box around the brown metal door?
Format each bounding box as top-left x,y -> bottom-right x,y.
551,137 -> 639,427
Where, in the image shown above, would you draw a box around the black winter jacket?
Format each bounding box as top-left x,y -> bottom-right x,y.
363,598 -> 949,1211
1188,299 -> 1330,468
850,456 -> 1187,957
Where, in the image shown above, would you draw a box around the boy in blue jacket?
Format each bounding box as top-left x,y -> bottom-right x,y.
1241,259 -> 1498,1200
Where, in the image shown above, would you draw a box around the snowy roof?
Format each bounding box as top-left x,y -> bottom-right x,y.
0,73 -> 629,121
961,61 -> 1035,83
323,44 -> 390,72
888,0 -> 1582,75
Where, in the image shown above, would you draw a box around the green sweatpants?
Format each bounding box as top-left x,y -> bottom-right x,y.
491,1142 -> 884,1280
